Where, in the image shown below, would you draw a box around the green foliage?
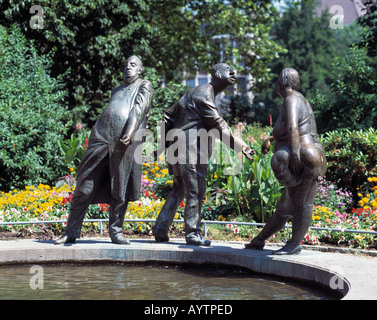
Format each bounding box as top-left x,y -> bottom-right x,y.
207,123 -> 282,222
357,0 -> 377,57
312,46 -> 377,132
0,25 -> 69,191
248,146 -> 283,222
0,0 -> 285,126
57,129 -> 90,173
251,0 -> 343,126
142,67 -> 187,137
319,128 -> 377,204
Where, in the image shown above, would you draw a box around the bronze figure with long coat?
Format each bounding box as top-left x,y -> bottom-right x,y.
55,56 -> 153,245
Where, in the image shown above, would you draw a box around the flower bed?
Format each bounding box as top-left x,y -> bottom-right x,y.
1,123 -> 376,249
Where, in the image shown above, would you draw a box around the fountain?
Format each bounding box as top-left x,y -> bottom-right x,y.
0,238 -> 355,300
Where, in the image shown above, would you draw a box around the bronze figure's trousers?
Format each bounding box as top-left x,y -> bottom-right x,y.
154,164 -> 207,238
64,154 -> 129,239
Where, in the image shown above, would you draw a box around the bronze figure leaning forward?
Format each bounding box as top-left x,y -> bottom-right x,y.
245,68 -> 327,255
153,63 -> 254,246
55,56 -> 153,245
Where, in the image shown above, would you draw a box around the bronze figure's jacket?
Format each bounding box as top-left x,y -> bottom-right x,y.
75,78 -> 153,203
163,83 -> 233,176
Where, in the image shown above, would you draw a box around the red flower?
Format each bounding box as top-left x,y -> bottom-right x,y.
84,138 -> 89,151
179,201 -> 185,208
99,203 -> 109,212
61,194 -> 73,205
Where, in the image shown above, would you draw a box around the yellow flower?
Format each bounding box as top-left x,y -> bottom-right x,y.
358,193 -> 362,197
174,213 -> 179,219
213,173 -> 218,179
362,197 -> 369,204
69,167 -> 74,172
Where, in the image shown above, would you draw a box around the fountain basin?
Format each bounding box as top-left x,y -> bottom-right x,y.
1,237 -> 376,299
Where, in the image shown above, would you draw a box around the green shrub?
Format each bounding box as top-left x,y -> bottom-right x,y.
312,46 -> 377,132
207,123 -> 282,222
0,25 -> 70,191
319,128 -> 377,204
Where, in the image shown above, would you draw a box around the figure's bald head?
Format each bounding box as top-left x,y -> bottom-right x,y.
210,63 -> 236,88
278,68 -> 299,91
124,55 -> 143,84
127,55 -> 143,68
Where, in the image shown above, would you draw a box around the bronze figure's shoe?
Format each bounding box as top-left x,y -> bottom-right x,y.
111,233 -> 131,245
272,244 -> 302,255
54,234 -> 76,245
244,238 -> 265,250
153,229 -> 169,242
186,233 -> 211,246
154,234 -> 169,242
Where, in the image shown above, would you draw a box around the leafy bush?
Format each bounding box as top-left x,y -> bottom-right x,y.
319,128 -> 377,204
207,123 -> 282,222
312,46 -> 377,132
0,25 -> 70,191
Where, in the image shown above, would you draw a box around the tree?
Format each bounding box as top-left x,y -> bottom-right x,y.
356,0 -> 377,57
0,25 -> 70,191
312,46 -> 377,132
311,0 -> 377,132
250,0 -> 341,126
0,0 -> 284,126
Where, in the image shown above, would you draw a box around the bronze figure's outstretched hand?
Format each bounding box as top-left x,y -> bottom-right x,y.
242,145 -> 255,161
261,136 -> 273,155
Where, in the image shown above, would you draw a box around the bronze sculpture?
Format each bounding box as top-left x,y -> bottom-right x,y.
55,56 -> 153,245
153,63 -> 254,246
245,68 -> 327,255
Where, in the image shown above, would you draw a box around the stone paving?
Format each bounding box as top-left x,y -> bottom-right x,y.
1,237 -> 377,300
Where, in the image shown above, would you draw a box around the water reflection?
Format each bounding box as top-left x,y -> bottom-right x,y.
0,263 -> 338,300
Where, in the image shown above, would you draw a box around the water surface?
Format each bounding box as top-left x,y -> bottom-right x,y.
0,263 -> 338,300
